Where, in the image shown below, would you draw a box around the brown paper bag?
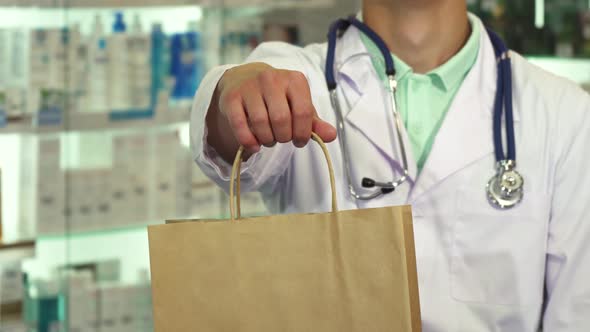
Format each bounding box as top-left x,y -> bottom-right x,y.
148,134 -> 421,332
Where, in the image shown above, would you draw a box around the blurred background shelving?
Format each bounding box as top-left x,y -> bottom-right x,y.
1,0 -> 589,331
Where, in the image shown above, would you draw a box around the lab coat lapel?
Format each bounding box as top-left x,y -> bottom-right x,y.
336,27 -> 419,183
409,23 -> 520,202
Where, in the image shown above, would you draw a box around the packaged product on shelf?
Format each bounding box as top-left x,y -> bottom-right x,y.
1,88 -> 26,120
154,131 -> 180,220
24,279 -> 66,331
35,88 -> 65,126
108,12 -> 131,112
175,144 -> 193,218
126,134 -> 150,223
112,133 -> 150,226
169,27 -> 204,105
99,285 -> 126,332
67,271 -> 98,332
49,29 -> 69,91
0,28 -> 28,91
128,14 -> 152,111
94,169 -> 112,229
87,15 -> 110,113
68,24 -> 88,113
111,137 -> 131,227
0,29 -> 9,88
72,170 -> 104,232
150,23 -> 171,107
0,262 -> 24,305
33,138 -> 65,236
28,29 -> 52,114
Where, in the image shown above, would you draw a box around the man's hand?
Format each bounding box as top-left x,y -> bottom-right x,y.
206,62 -> 337,163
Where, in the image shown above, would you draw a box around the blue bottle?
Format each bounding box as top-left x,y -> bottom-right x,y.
170,31 -> 204,102
184,30 -> 204,97
113,11 -> 126,33
150,23 -> 170,107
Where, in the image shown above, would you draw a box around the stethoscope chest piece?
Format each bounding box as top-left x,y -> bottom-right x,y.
486,160 -> 524,209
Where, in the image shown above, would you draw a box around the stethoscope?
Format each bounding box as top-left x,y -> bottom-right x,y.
325,16 -> 524,209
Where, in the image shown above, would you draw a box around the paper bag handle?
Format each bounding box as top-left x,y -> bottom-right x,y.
229,133 -> 338,221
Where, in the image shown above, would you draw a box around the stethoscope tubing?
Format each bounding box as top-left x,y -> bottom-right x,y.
324,16 -> 520,206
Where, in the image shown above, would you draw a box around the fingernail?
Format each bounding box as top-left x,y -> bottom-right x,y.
293,141 -> 303,148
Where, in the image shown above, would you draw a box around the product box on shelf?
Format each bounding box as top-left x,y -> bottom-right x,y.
108,13 -> 131,113
93,169 -> 112,230
128,21 -> 152,111
115,133 -> 150,225
175,144 -> 193,218
0,28 -> 28,91
35,138 -> 65,236
69,169 -> 109,233
0,261 -> 24,305
68,25 -> 89,113
67,271 -> 98,332
109,170 -> 133,229
29,29 -> 61,115
126,135 -> 150,223
0,88 -> 26,120
154,131 -> 180,220
35,88 -> 65,126
86,15 -> 109,113
111,136 -> 132,227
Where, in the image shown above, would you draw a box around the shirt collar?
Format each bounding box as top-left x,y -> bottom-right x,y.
359,12 -> 481,91
428,13 -> 481,91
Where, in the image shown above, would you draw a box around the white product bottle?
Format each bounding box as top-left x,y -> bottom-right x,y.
87,15 -> 109,112
108,12 -> 131,111
68,24 -> 88,112
128,14 -> 151,110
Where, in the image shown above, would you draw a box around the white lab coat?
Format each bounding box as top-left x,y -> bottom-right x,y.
191,15 -> 590,331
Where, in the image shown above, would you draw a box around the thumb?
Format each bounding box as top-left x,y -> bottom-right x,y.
312,116 -> 337,143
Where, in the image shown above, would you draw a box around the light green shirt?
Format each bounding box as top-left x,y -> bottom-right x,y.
360,16 -> 480,172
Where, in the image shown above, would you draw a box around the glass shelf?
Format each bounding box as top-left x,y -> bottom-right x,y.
0,241 -> 35,264
0,0 -> 333,9
0,107 -> 189,135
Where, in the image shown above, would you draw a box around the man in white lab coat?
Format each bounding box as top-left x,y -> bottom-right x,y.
191,0 -> 590,330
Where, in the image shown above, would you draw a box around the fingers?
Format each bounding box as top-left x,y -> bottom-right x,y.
259,70 -> 292,144
312,117 -> 338,143
220,65 -> 337,154
243,89 -> 274,147
286,71 -> 314,148
223,91 -> 260,153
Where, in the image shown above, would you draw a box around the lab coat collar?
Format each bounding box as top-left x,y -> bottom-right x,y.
335,14 -> 521,122
336,26 -> 419,182
333,15 -> 521,197
409,16 -> 521,202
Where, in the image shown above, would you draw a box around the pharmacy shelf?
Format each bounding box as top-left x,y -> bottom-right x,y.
0,106 -> 189,135
0,241 -> 35,264
0,0 -> 332,8
37,222 -> 160,241
0,0 -> 206,8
